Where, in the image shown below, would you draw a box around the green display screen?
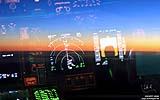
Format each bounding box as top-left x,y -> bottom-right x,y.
33,87 -> 60,100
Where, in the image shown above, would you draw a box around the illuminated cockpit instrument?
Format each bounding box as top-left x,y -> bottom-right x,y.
33,87 -> 60,100
93,29 -> 126,66
48,33 -> 86,71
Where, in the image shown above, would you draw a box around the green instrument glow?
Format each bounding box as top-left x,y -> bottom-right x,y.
33,87 -> 60,100
76,62 -> 85,68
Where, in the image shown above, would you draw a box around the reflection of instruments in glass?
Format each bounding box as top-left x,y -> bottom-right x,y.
0,25 -> 7,35
48,0 -> 52,6
5,0 -> 20,12
54,0 -> 71,14
100,36 -> 119,57
93,30 -> 126,66
5,0 -> 20,3
48,33 -> 86,71
73,0 -> 101,8
30,27 -> 41,44
117,33 -> 126,61
93,33 -> 101,66
20,27 -> 29,40
55,6 -> 71,13
20,27 -> 43,51
8,22 -> 16,30
9,3 -> 17,10
100,33 -> 126,60
0,23 -> 16,35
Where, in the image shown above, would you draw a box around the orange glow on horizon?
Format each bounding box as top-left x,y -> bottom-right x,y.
0,35 -> 160,52
126,36 -> 160,52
